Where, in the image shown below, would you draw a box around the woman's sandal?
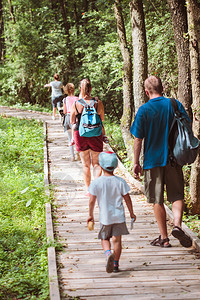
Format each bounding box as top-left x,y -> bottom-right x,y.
150,235 -> 171,248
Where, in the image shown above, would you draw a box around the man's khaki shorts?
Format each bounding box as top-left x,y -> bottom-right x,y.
144,164 -> 184,204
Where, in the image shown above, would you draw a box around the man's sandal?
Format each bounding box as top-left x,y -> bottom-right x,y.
150,235 -> 171,248
171,226 -> 192,248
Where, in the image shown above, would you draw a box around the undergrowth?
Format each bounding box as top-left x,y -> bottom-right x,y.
0,116 -> 49,299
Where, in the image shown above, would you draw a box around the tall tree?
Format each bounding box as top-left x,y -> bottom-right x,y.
59,0 -> 70,38
130,0 -> 148,113
7,0 -> 15,23
187,0 -> 200,214
167,0 -> 192,119
113,0 -> 134,161
0,0 -> 5,61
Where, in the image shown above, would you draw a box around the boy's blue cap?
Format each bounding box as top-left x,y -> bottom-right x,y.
99,152 -> 118,172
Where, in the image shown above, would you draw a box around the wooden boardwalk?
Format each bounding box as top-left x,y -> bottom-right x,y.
1,107 -> 200,300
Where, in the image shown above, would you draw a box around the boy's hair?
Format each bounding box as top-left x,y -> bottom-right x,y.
79,78 -> 91,97
99,152 -> 118,172
144,75 -> 163,94
54,73 -> 59,80
64,83 -> 75,95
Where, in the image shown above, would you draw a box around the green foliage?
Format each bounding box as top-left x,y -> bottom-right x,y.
182,213 -> 200,238
104,115 -> 126,156
1,0 -> 125,118
1,0 -> 179,116
144,0 -> 178,95
0,116 -> 49,299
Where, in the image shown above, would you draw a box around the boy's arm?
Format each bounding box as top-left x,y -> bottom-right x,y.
123,193 -> 136,221
87,194 -> 97,223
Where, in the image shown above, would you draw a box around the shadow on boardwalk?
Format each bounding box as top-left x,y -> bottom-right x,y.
1,106 -> 200,300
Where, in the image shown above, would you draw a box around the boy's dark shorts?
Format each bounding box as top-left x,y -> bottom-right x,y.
98,222 -> 129,240
144,163 -> 184,204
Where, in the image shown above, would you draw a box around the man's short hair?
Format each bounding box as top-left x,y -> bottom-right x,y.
144,75 -> 163,94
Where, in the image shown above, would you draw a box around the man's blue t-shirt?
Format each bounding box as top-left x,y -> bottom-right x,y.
130,97 -> 190,169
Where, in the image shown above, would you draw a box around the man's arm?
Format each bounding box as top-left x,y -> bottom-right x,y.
133,137 -> 143,178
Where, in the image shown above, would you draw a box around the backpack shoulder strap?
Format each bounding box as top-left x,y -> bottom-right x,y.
74,101 -> 80,114
170,98 -> 179,114
88,98 -> 96,108
78,98 -> 88,107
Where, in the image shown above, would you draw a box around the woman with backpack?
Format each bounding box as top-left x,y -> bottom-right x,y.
70,78 -> 106,195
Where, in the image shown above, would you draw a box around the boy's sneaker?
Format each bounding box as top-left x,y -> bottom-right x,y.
106,253 -> 114,273
113,266 -> 119,273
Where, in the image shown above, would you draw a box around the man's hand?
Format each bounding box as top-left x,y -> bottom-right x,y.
133,163 -> 142,178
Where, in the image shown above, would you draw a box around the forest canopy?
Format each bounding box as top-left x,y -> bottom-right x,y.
0,0 -> 176,118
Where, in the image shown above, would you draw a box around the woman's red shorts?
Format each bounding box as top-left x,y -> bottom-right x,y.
74,130 -> 103,152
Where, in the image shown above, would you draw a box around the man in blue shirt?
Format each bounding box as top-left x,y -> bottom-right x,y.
130,75 -> 192,248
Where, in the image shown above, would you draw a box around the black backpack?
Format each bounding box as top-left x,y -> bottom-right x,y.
168,98 -> 200,166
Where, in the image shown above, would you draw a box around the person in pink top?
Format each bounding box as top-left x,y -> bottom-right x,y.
63,83 -> 79,161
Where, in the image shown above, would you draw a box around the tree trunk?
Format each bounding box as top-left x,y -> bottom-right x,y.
0,0 -> 5,61
167,0 -> 192,119
7,0 -> 15,23
74,3 -> 79,36
58,0 -> 70,38
187,0 -> 200,214
113,0 -> 134,162
129,0 -> 148,114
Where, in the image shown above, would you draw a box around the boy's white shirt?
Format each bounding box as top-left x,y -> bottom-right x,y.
88,175 -> 130,225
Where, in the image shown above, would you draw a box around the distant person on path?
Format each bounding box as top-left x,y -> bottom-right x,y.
62,83 -> 79,161
130,75 -> 192,248
70,78 -> 105,194
87,152 -> 136,273
44,73 -> 63,120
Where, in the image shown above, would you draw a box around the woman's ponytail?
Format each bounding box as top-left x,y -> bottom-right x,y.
80,78 -> 91,97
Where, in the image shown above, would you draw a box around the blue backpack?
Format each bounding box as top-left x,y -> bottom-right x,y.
168,98 -> 200,166
78,98 -> 102,137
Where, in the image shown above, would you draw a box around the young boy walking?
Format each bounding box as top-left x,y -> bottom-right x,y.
87,152 -> 136,273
